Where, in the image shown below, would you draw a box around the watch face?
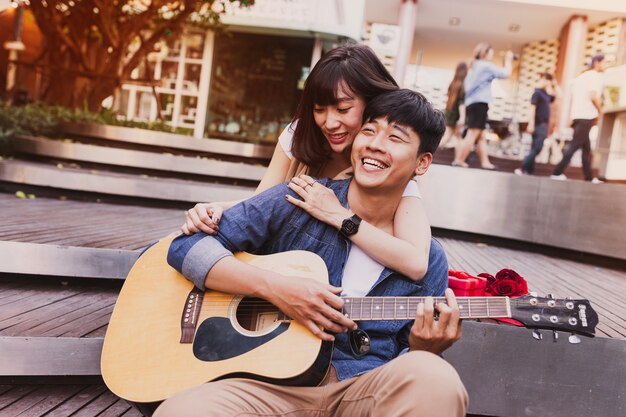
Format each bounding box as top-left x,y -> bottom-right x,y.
342,219 -> 358,236
344,222 -> 357,235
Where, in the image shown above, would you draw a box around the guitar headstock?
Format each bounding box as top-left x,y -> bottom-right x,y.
510,295 -> 598,337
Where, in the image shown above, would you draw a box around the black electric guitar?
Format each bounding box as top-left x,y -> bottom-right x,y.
101,237 -> 598,403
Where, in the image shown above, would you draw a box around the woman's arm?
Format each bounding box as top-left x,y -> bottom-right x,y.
287,176 -> 432,281
458,104 -> 466,127
254,141 -> 293,194
350,195 -> 431,280
182,141 -> 293,234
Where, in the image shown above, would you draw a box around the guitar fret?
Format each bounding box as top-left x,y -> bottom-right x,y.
391,298 -> 397,320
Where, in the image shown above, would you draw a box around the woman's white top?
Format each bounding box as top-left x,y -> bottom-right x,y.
277,123 -> 421,198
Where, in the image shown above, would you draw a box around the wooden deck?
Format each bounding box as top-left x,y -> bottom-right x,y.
0,193 -> 180,250
1,192 -> 625,416
0,385 -> 141,417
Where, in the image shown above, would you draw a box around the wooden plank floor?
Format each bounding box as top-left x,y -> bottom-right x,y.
0,280 -> 119,338
0,193 -> 181,250
0,385 -> 142,417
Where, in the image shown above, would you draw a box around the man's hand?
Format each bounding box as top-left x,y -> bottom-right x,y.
409,288 -> 462,355
267,274 -> 357,342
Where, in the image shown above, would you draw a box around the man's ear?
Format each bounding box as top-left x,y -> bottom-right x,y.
414,152 -> 433,177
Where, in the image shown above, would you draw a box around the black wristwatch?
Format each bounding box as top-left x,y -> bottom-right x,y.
340,214 -> 362,237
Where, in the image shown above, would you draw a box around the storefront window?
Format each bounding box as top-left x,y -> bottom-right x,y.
206,32 -> 313,144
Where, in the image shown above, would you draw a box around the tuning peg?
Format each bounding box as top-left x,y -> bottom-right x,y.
568,334 -> 581,344
547,293 -> 555,299
532,329 -> 543,340
552,331 -> 559,342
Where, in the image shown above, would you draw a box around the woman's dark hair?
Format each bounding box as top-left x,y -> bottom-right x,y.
291,44 -> 398,174
446,61 -> 468,110
362,89 -> 446,154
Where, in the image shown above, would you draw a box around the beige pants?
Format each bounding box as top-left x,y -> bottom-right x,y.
154,351 -> 468,417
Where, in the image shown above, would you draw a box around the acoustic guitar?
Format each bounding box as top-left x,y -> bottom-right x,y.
101,237 -> 598,403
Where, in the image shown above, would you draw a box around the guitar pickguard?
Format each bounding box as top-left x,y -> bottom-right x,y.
193,317 -> 290,361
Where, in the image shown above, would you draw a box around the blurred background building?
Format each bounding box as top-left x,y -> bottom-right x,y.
2,0 -> 626,178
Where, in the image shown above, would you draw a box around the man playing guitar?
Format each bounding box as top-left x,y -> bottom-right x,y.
160,89 -> 467,417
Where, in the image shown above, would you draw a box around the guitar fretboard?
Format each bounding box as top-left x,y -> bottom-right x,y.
278,296 -> 511,321
342,296 -> 510,320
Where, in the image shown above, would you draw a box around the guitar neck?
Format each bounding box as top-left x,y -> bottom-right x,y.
340,296 -> 511,320
279,296 -> 510,321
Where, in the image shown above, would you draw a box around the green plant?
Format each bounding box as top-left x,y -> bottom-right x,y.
0,102 -> 194,141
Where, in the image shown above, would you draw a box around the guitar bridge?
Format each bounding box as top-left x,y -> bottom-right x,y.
180,287 -> 204,343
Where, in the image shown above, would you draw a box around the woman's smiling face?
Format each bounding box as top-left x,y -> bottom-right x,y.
313,84 -> 366,155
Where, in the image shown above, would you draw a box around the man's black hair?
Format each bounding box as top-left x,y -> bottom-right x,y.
361,89 -> 446,154
590,53 -> 605,68
540,72 -> 553,81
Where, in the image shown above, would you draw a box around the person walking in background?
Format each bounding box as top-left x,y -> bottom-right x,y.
551,53 -> 605,183
515,72 -> 559,176
452,43 -> 514,169
439,62 -> 468,149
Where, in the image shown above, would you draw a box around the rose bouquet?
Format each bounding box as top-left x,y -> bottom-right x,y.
478,269 -> 528,297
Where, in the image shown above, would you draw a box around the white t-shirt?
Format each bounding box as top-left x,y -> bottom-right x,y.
277,123 -> 422,199
341,245 -> 384,297
570,70 -> 604,120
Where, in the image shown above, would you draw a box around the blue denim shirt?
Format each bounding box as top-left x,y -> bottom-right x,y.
168,178 -> 449,381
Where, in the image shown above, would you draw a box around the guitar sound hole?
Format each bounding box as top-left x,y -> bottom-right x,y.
236,297 -> 281,332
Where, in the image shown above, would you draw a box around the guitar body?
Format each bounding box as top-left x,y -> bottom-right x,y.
101,237 -> 332,403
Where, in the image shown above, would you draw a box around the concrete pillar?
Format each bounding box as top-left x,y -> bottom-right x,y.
311,35 -> 323,69
393,0 -> 417,87
3,6 -> 25,95
555,15 -> 588,134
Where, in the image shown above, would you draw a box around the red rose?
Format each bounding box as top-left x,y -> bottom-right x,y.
485,269 -> 528,297
477,272 -> 495,286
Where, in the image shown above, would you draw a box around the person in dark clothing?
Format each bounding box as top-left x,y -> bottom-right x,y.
551,53 -> 605,183
515,73 -> 559,175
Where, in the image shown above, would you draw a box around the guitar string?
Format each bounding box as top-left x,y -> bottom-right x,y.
193,296 -> 513,318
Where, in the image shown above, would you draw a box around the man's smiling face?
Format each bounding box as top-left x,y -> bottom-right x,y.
351,117 -> 424,191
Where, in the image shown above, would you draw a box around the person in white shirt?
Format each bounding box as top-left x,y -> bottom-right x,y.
551,53 -> 605,182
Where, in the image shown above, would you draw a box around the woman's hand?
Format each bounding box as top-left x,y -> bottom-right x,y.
286,174 -> 351,229
181,203 -> 224,235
